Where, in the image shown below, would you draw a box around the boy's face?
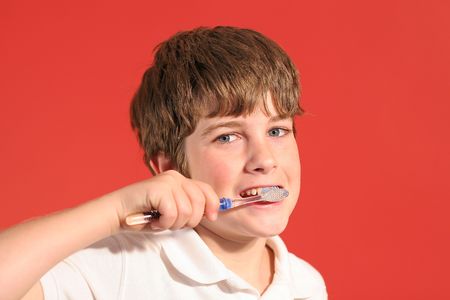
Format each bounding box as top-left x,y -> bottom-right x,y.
185,93 -> 301,239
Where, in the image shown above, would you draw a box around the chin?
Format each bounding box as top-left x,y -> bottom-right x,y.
246,218 -> 290,238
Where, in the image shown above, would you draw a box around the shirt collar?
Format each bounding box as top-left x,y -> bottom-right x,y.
266,236 -> 317,299
160,228 -> 231,284
160,229 -> 317,298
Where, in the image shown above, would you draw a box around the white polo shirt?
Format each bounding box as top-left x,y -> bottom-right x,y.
40,229 -> 327,299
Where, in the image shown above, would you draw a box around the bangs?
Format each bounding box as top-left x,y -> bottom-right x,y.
194,88 -> 302,119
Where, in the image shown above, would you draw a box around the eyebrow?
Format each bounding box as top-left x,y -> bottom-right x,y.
200,115 -> 290,137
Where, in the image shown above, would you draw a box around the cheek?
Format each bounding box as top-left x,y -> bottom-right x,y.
281,142 -> 301,192
280,142 -> 300,171
188,150 -> 238,188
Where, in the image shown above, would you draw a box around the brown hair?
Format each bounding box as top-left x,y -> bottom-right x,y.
130,26 -> 303,176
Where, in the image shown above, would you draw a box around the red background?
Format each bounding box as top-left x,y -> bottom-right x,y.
1,0 -> 449,298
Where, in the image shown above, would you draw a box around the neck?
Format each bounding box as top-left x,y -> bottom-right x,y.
194,225 -> 275,294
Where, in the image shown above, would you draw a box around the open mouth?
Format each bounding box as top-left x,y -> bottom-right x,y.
239,185 -> 283,198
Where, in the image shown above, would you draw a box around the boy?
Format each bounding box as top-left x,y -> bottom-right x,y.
0,26 -> 327,299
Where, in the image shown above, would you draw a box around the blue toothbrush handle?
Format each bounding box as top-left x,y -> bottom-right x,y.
126,193 -> 276,225
219,197 -> 233,211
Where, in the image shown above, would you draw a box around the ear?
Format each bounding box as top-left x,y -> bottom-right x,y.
149,152 -> 175,174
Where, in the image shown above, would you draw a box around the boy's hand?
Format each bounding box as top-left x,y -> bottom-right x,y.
112,170 -> 219,231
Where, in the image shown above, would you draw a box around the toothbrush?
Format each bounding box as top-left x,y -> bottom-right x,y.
125,186 -> 288,226
218,186 -> 288,210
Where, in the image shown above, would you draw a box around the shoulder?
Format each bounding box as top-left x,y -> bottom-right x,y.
44,231 -> 164,277
288,253 -> 326,286
66,231 -> 163,263
42,230 -> 176,284
40,231 -> 175,299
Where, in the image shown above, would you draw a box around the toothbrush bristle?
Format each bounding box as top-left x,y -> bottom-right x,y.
260,186 -> 289,202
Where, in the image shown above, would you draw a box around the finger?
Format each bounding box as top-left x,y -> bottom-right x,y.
195,181 -> 220,221
181,181 -> 206,227
150,192 -> 177,230
170,187 -> 193,230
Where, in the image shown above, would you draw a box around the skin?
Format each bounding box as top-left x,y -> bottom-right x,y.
0,95 -> 301,299
186,94 -> 301,291
188,95 -> 300,240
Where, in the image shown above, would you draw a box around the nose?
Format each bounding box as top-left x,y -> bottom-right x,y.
244,138 -> 277,174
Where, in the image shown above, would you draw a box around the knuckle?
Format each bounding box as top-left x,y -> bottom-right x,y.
166,170 -> 183,179
197,182 -> 217,200
193,180 -> 208,189
158,172 -> 175,182
199,181 -> 214,192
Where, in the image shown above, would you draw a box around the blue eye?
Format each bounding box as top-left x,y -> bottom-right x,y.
268,128 -> 288,137
216,134 -> 237,143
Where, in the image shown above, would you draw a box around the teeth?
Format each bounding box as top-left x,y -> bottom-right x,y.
241,188 -> 260,197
